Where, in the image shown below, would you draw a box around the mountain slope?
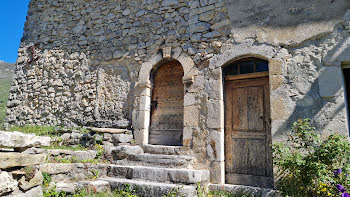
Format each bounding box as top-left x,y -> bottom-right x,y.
0,61 -> 14,129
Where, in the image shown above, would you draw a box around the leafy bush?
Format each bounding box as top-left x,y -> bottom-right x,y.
273,119 -> 350,197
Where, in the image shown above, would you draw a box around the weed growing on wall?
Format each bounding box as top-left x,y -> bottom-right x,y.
273,119 -> 350,197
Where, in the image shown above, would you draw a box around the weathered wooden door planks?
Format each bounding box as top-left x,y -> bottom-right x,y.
149,61 -> 184,146
224,75 -> 273,188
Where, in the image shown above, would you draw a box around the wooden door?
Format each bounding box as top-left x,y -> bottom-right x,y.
149,61 -> 184,146
224,74 -> 273,188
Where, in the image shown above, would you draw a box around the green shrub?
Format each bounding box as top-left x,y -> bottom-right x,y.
272,118 -> 350,197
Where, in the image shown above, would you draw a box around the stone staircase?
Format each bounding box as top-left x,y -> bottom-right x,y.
41,144 -> 209,196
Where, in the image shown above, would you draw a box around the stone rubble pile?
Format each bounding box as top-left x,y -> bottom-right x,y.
0,131 -> 51,197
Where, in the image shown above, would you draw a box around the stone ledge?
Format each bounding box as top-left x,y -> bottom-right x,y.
0,131 -> 51,149
0,153 -> 46,169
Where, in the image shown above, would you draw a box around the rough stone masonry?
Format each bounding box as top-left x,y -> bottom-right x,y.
5,0 -> 350,185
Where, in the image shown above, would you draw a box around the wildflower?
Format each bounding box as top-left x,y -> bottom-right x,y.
300,187 -> 304,190
337,184 -> 347,193
321,188 -> 327,192
342,193 -> 350,197
328,192 -> 332,196
334,168 -> 342,175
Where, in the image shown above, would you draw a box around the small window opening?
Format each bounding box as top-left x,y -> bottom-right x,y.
342,66 -> 350,135
223,58 -> 269,76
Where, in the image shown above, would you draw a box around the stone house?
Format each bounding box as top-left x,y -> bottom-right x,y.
5,0 -> 350,188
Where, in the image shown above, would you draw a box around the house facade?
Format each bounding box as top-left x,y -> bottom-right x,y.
5,0 -> 350,187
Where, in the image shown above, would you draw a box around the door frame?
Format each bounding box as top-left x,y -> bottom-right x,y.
133,50 -> 198,147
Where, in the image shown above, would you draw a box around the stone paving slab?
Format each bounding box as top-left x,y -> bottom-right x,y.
0,131 -> 50,148
0,153 -> 46,169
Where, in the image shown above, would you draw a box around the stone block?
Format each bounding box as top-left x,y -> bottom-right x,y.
207,100 -> 224,129
0,131 -> 51,148
0,153 -> 46,169
103,177 -> 197,197
139,96 -> 151,111
132,110 -> 150,130
12,186 -> 43,197
88,180 -> 110,193
112,134 -> 133,144
205,78 -> 222,100
270,96 -> 288,121
184,93 -> 196,106
209,129 -> 224,161
344,9 -> 350,29
133,129 -> 148,145
318,66 -> 342,98
269,58 -> 283,75
19,169 -> 43,191
189,22 -> 210,33
270,75 -> 285,91
71,150 -> 97,161
208,184 -> 280,196
0,171 -> 18,196
184,106 -> 199,127
182,127 -> 193,147
209,161 -> 224,184
39,163 -> 74,175
112,145 -> 144,160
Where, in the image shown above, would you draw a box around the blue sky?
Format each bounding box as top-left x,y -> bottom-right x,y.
0,0 -> 30,63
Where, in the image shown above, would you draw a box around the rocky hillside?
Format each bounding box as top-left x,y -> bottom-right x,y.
0,61 -> 14,129
0,61 -> 14,80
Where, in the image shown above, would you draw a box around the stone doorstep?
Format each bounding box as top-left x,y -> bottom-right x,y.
108,165 -> 210,184
208,184 -> 282,197
102,177 -> 197,197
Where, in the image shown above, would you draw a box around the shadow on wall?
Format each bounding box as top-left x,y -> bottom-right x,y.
272,35 -> 350,139
223,0 -> 350,28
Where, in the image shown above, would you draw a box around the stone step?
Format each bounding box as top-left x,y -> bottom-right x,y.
107,165 -> 209,184
141,144 -> 183,155
208,184 -> 282,197
116,153 -> 194,168
53,180 -> 110,194
102,177 -> 197,197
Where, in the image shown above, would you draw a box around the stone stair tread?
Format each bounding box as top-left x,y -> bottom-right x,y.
108,164 -> 209,184
121,153 -> 194,168
209,184 -> 281,197
141,144 -> 183,155
129,153 -> 193,162
101,177 -> 197,197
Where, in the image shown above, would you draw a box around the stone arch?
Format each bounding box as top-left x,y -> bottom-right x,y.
205,42 -> 283,184
133,51 -> 197,145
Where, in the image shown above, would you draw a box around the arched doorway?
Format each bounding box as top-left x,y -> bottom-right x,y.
223,57 -> 273,188
149,60 -> 184,146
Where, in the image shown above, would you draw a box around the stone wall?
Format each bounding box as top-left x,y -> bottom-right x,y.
5,0 -> 350,184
